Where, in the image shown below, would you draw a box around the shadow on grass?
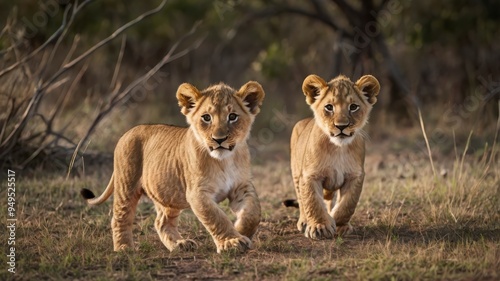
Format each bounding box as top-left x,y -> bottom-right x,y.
353,223 -> 500,245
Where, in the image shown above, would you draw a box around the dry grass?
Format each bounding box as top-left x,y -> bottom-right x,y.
0,127 -> 499,280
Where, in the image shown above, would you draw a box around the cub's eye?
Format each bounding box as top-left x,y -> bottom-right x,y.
228,113 -> 239,123
324,104 -> 334,112
349,104 -> 360,112
201,114 -> 211,123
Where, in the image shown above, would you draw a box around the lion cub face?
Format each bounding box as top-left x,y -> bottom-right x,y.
176,81 -> 265,159
302,74 -> 380,146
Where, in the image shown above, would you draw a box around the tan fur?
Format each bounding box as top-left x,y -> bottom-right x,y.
82,81 -> 265,253
290,74 -> 380,239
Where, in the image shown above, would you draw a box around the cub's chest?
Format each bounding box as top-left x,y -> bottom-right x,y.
210,163 -> 245,202
323,151 -> 363,190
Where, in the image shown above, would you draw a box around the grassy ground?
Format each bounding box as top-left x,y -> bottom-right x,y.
1,132 -> 499,280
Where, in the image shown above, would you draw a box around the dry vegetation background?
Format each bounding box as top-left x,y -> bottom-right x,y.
0,0 -> 499,280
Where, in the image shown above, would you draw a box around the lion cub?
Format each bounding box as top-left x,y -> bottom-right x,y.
81,81 -> 265,253
286,74 -> 380,239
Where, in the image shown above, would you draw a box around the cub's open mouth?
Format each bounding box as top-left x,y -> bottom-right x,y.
209,145 -> 235,151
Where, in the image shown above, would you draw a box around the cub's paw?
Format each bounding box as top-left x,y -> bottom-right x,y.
304,221 -> 335,240
114,244 -> 133,252
335,223 -> 353,237
217,236 -> 252,254
177,239 -> 198,251
297,218 -> 307,233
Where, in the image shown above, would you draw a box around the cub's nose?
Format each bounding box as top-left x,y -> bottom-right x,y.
212,136 -> 228,145
335,124 -> 349,131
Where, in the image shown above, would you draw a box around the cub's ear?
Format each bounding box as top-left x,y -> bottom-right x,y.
356,75 -> 380,105
302,74 -> 327,105
236,81 -> 265,115
176,83 -> 202,115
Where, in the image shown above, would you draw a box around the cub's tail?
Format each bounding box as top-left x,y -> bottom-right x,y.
282,199 -> 299,208
81,174 -> 114,205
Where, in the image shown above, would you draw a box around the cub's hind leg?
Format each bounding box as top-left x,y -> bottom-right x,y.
154,204 -> 197,251
110,132 -> 145,251
323,188 -> 336,220
294,177 -> 307,233
111,178 -> 142,251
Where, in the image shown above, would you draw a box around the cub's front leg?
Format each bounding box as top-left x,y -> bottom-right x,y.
330,173 -> 364,236
300,177 -> 336,239
228,182 -> 261,239
186,187 -> 252,253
